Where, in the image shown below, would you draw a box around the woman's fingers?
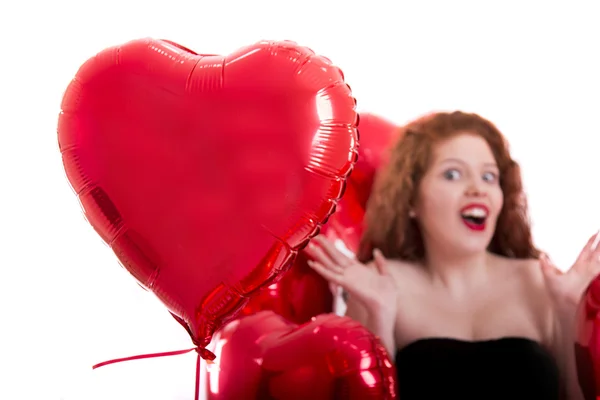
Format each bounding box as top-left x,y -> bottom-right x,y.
373,249 -> 389,276
312,235 -> 352,267
307,260 -> 343,285
540,253 -> 561,278
576,231 -> 600,266
589,231 -> 600,264
570,231 -> 600,275
305,242 -> 344,274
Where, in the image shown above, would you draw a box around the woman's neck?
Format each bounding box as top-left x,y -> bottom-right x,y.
423,248 -> 493,297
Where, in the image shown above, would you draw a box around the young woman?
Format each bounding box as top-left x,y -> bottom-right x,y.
305,111 -> 598,399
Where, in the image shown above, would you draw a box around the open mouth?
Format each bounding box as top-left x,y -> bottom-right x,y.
460,205 -> 488,231
462,215 -> 486,226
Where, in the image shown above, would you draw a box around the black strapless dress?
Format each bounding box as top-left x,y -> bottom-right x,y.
395,337 -> 560,400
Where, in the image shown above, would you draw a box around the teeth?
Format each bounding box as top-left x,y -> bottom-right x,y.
461,207 -> 487,218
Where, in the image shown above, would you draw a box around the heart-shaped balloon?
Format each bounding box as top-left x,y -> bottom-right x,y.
206,311 -> 397,399
325,113 -> 399,253
58,38 -> 358,358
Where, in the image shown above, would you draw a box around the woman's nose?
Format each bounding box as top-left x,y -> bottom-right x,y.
465,181 -> 486,197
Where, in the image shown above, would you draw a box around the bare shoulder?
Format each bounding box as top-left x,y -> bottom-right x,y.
500,256 -> 555,344
498,256 -> 549,298
364,257 -> 423,278
362,258 -> 425,302
384,258 -> 423,275
505,257 -> 547,289
385,258 -> 426,285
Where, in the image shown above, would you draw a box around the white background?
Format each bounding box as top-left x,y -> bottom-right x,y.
1,1 -> 599,399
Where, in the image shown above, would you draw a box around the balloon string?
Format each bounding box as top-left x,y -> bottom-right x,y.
92,347 -> 197,369
195,352 -> 201,400
92,347 -> 204,400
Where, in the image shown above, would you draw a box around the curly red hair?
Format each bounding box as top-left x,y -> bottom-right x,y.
357,111 -> 540,264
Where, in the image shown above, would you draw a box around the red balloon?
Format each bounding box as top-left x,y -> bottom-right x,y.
239,251 -> 334,324
575,276 -> 600,399
206,311 -> 397,399
58,38 -> 358,359
325,113 -> 399,253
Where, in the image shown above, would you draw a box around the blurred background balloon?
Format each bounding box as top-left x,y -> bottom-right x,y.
206,311 -> 397,400
575,275 -> 600,400
324,113 -> 399,254
240,251 -> 334,324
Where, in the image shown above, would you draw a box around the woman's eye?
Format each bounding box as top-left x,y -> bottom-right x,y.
483,172 -> 498,182
444,169 -> 461,180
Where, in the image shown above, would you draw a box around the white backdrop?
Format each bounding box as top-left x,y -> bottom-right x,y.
1,1 -> 599,399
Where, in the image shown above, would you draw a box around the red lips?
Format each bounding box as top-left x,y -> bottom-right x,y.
460,203 -> 488,232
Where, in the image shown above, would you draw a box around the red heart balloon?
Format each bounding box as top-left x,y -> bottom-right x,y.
58,38 -> 358,358
206,311 -> 397,399
239,251 -> 334,324
325,113 -> 399,253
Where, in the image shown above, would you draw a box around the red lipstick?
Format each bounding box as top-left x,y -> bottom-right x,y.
460,203 -> 489,232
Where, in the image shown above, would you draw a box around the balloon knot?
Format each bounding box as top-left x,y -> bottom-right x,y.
196,346 -> 216,362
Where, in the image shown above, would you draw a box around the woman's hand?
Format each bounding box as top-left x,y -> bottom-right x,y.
541,231 -> 600,317
539,234 -> 599,400
304,235 -> 398,312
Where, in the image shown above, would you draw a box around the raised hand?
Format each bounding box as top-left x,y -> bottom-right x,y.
541,231 -> 600,315
304,235 -> 397,310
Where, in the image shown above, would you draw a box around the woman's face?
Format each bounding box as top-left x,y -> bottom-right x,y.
413,133 -> 503,256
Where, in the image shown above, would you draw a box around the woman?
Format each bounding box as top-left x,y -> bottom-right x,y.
305,111 -> 598,399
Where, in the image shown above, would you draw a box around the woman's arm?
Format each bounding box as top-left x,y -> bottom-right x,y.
525,258 -> 583,399
344,291 -> 397,359
552,309 -> 584,400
